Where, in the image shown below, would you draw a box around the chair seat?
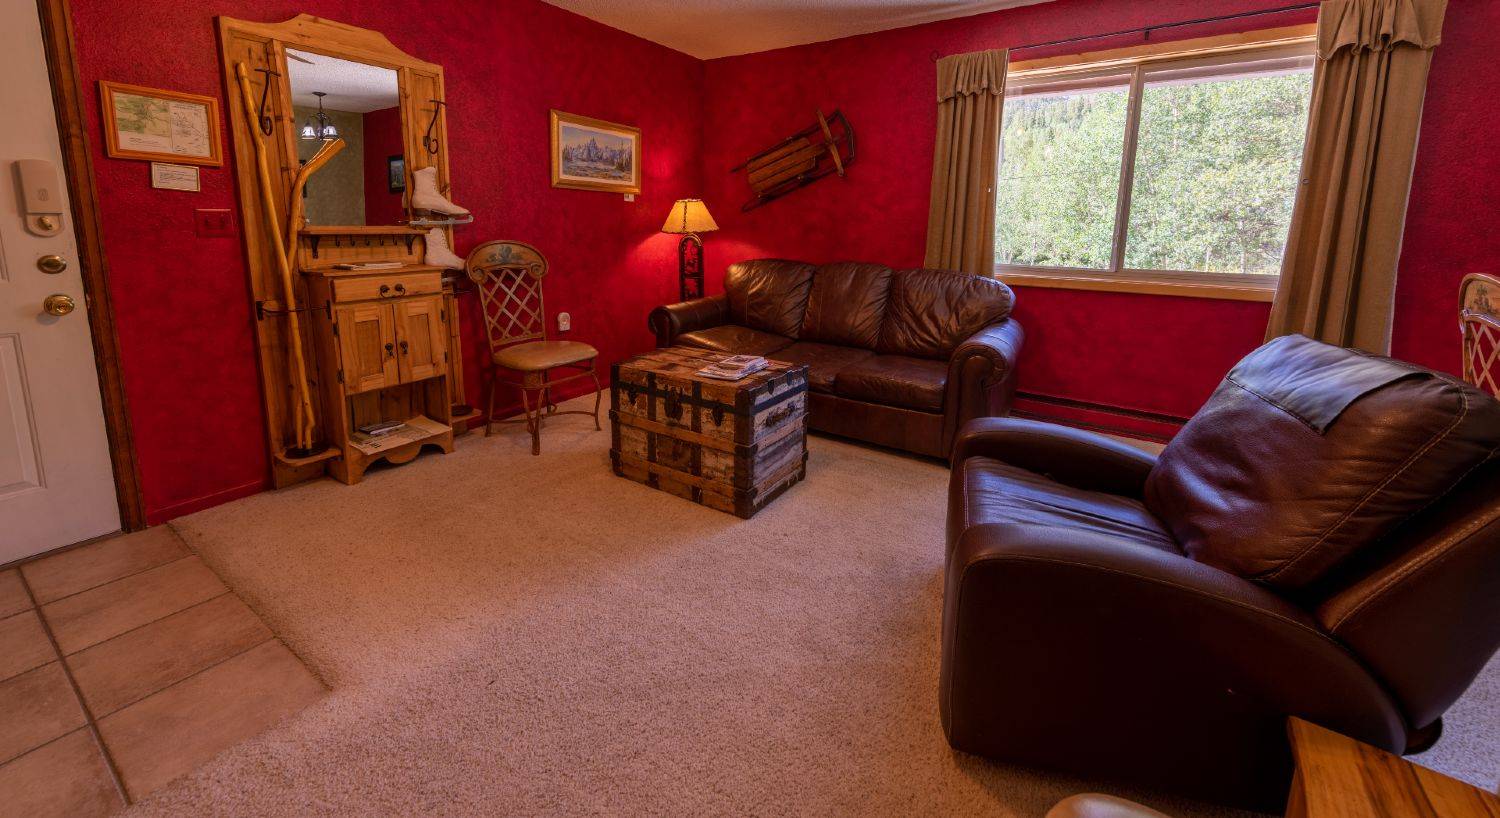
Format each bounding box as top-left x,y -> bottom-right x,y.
493,340 -> 597,370
770,341 -> 875,393
676,324 -> 794,356
957,456 -> 1178,554
834,354 -> 947,412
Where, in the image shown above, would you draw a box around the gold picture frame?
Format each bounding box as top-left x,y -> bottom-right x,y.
99,81 -> 223,166
550,110 -> 640,194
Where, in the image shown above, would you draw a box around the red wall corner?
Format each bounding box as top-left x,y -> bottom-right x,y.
68,0 -> 703,522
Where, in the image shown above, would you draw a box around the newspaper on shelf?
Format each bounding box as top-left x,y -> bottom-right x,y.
696,355 -> 769,381
348,415 -> 449,455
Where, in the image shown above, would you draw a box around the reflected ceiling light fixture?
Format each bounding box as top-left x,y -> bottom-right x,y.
300,91 -> 339,141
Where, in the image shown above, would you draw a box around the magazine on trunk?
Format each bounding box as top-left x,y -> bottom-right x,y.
697,355 -> 769,380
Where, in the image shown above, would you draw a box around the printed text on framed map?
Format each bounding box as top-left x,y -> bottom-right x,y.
99,82 -> 222,166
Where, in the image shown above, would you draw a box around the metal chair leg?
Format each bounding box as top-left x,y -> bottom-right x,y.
484,369 -> 498,437
589,363 -> 602,431
519,382 -> 541,456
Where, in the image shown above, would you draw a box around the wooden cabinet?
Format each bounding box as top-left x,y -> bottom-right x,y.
334,296 -> 447,392
393,297 -> 446,382
335,303 -> 399,394
302,242 -> 456,485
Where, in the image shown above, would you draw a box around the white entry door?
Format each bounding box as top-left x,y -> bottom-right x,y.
0,0 -> 120,562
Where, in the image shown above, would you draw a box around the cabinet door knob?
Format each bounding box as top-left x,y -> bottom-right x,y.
384,342 -> 394,358
379,284 -> 392,297
394,283 -> 406,294
399,340 -> 409,355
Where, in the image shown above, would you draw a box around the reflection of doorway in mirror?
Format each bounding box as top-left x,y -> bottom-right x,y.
285,48 -> 404,227
295,106 -> 365,224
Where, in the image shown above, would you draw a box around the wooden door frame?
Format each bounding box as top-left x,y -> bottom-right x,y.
32,0 -> 146,531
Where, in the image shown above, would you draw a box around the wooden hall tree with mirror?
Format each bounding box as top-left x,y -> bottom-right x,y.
218,14 -> 467,486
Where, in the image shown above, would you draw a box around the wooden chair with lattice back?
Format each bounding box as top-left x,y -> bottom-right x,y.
1461,273 -> 1500,399
466,240 -> 601,454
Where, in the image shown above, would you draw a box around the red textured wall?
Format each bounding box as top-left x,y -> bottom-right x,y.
69,0 -> 703,522
699,0 -> 1490,425
1391,0 -> 1500,374
362,106 -> 406,226
69,0 -> 1497,522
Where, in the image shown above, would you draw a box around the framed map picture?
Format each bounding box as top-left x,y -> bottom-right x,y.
550,110 -> 640,194
99,81 -> 222,166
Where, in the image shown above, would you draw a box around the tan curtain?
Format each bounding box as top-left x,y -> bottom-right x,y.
1266,0 -> 1447,353
924,49 -> 1008,274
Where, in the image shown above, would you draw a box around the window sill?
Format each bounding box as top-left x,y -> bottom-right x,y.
997,270 -> 1277,303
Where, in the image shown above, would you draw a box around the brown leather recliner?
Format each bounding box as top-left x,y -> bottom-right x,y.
649,259 -> 1023,458
943,334 -> 1500,809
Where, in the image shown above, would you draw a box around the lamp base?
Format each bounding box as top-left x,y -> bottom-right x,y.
678,234 -> 704,301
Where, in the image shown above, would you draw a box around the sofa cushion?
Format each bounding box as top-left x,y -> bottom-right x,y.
1145,334 -> 1500,592
959,456 -> 1179,553
802,262 -> 895,348
676,325 -> 793,357
878,269 -> 1014,359
770,342 -> 875,393
834,354 -> 948,412
724,259 -> 816,338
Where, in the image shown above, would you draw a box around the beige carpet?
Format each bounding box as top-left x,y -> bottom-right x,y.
133,398 -> 1496,816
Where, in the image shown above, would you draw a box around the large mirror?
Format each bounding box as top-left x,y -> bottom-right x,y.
286,49 -> 404,226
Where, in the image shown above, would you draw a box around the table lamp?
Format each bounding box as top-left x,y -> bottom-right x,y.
661,198 -> 719,300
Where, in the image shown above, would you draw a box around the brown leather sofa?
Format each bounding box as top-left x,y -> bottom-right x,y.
649,259 -> 1023,458
943,334 -> 1500,808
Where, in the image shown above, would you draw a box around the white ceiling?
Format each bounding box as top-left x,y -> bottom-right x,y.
540,0 -> 1051,59
286,49 -> 400,112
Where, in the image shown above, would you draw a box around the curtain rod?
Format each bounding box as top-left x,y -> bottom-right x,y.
930,2 -> 1320,61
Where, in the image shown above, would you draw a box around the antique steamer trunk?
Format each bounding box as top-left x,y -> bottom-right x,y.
611,348 -> 809,518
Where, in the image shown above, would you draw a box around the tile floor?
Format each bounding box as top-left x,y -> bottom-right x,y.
0,527 -> 324,815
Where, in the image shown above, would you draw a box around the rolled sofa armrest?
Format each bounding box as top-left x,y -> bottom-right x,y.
943,319 -> 1025,455
648,295 -> 728,348
951,416 -> 1158,498
952,319 -> 1025,386
942,523 -> 1409,805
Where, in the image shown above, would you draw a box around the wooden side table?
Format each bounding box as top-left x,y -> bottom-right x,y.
1286,717 -> 1500,817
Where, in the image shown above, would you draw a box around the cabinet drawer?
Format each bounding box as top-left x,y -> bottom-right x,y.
331,272 -> 442,303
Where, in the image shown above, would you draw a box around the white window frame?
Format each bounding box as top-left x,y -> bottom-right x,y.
995,34 -> 1317,302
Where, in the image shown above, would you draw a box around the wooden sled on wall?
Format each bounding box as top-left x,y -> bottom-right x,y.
732,109 -> 855,211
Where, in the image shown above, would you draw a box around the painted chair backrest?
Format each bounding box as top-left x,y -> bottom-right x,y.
467,240 -> 549,355
1460,273 -> 1500,398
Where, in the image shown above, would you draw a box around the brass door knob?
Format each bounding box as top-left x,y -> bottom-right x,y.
43,294 -> 76,316
37,254 -> 68,274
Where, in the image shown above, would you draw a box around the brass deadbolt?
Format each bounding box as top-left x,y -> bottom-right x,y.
37,254 -> 68,274
43,294 -> 76,317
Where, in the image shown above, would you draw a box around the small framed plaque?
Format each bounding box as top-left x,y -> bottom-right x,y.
150,162 -> 201,192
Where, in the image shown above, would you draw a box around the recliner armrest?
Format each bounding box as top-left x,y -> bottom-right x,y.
648,295 -> 728,347
942,523 -> 1409,803
952,417 -> 1157,498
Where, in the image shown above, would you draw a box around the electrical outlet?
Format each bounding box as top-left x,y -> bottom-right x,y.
194,208 -> 236,238
557,312 -> 571,332
623,193 -> 635,202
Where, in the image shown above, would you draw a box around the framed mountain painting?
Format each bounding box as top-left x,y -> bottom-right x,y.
550,110 -> 640,194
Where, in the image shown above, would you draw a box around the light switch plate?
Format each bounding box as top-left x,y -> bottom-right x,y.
623,193 -> 634,202
194,208 -> 235,238
558,312 -> 571,332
